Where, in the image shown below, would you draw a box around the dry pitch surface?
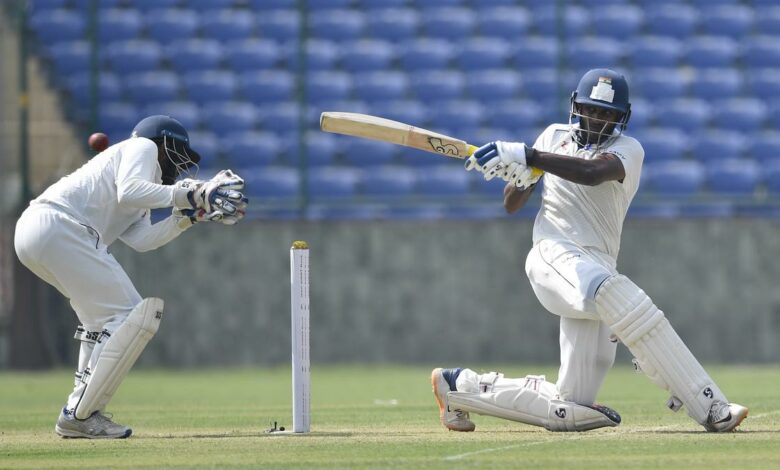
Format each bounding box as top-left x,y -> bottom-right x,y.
1,365 -> 778,468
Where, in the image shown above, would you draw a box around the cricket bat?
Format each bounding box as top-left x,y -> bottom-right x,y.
319,111 -> 543,176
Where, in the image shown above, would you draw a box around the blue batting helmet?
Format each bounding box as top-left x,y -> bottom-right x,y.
571,68 -> 631,125
132,115 -> 201,164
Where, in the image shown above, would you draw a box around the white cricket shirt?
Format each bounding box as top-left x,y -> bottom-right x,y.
531,123 -> 644,260
33,137 -> 186,250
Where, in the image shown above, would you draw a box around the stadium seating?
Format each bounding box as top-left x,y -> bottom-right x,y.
30,1 -> 780,220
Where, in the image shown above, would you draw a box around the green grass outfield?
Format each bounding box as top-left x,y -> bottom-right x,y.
1,365 -> 778,469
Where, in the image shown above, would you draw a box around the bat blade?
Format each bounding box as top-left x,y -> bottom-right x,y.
319,111 -> 477,160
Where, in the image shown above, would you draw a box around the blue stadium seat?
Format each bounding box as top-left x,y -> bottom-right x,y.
200,9 -> 255,41
689,69 -> 743,100
222,131 -> 281,168
748,131 -> 780,164
706,159 -> 760,195
677,202 -> 735,218
357,0 -> 408,8
256,102 -> 300,134
99,102 -> 140,140
365,8 -> 419,41
240,71 -> 295,103
104,40 -> 163,75
414,0 -> 466,6
711,98 -> 768,132
533,5 -> 589,38
187,0 -> 237,10
340,40 -> 396,72
306,0 -> 354,9
512,37 -> 559,68
256,10 -> 300,41
46,41 -> 89,76
656,98 -> 711,133
146,9 -> 200,43
201,101 -> 259,135
483,99 -> 542,130
520,68 -> 560,101
99,9 -> 142,44
143,101 -> 200,132
67,73 -> 122,105
352,71 -> 408,103
399,39 -> 454,71
632,68 -> 689,101
360,166 -> 417,197
645,161 -> 704,195
371,100 -> 429,127
184,71 -> 238,104
591,5 -> 643,39
307,167 -> 362,199
470,171 -> 509,196
70,0 -> 124,8
742,36 -> 780,68
243,167 -> 300,199
428,100 -> 484,132
419,7 -> 476,40
691,130 -> 746,162
167,40 -> 223,73
309,10 -> 365,41
30,0 -> 67,11
415,165 -> 471,196
684,37 -> 738,68
306,204 -> 384,221
746,68 -> 780,99
341,139 -> 398,166
224,39 -> 282,72
304,132 -> 341,166
306,71 -> 353,103
30,10 -> 85,44
476,7 -> 531,39
566,37 -> 624,69
634,128 -> 688,162
130,0 -> 180,9
700,5 -> 754,37
124,72 -> 181,105
754,6 -> 780,35
455,38 -> 511,70
304,39 -> 340,71
645,4 -> 699,38
410,70 -> 464,101
465,70 -> 521,102
624,97 -> 653,133
381,205 -> 448,221
629,36 -> 682,68
765,161 -> 780,192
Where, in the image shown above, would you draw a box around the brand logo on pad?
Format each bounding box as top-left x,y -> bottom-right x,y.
703,387 -> 713,399
155,310 -> 163,320
555,408 -> 567,419
428,138 -> 459,156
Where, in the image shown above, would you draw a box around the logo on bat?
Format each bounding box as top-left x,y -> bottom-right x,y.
428,137 -> 460,156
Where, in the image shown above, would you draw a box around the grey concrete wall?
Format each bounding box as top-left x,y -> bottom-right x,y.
110,218 -> 779,367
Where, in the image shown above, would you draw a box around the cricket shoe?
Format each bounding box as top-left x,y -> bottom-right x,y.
703,402 -> 748,432
431,368 -> 475,432
55,408 -> 132,439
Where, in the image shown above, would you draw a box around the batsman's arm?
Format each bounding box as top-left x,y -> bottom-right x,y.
526,149 -> 625,186
503,181 -> 538,214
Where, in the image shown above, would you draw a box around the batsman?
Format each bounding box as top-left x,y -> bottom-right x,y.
432,69 -> 748,433
14,115 -> 248,438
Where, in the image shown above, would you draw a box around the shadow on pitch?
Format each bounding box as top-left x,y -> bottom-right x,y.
143,431 -> 354,439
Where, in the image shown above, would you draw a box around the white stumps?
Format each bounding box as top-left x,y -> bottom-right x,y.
290,241 -> 311,433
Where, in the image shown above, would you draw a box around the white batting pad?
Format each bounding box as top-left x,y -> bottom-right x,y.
447,375 -> 619,432
595,275 -> 727,424
74,298 -> 164,419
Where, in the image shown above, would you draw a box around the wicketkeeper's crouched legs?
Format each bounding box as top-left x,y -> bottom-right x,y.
67,298 -> 164,419
594,274 -> 747,431
446,369 -> 620,432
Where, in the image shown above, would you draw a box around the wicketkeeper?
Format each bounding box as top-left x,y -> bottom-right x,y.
432,68 -> 747,433
14,115 -> 248,438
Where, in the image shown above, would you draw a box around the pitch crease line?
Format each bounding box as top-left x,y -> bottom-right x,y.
444,440 -> 548,461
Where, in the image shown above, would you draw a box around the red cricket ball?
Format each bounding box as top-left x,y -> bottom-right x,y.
88,132 -> 109,152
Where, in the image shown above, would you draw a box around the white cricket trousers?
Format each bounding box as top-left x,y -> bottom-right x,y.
14,204 -> 142,407
525,239 -> 618,405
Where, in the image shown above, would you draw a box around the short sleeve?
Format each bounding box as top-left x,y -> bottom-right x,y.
604,136 -> 644,195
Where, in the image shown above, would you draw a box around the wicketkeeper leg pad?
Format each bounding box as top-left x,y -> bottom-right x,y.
447,374 -> 620,432
595,275 -> 727,424
73,298 -> 164,420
